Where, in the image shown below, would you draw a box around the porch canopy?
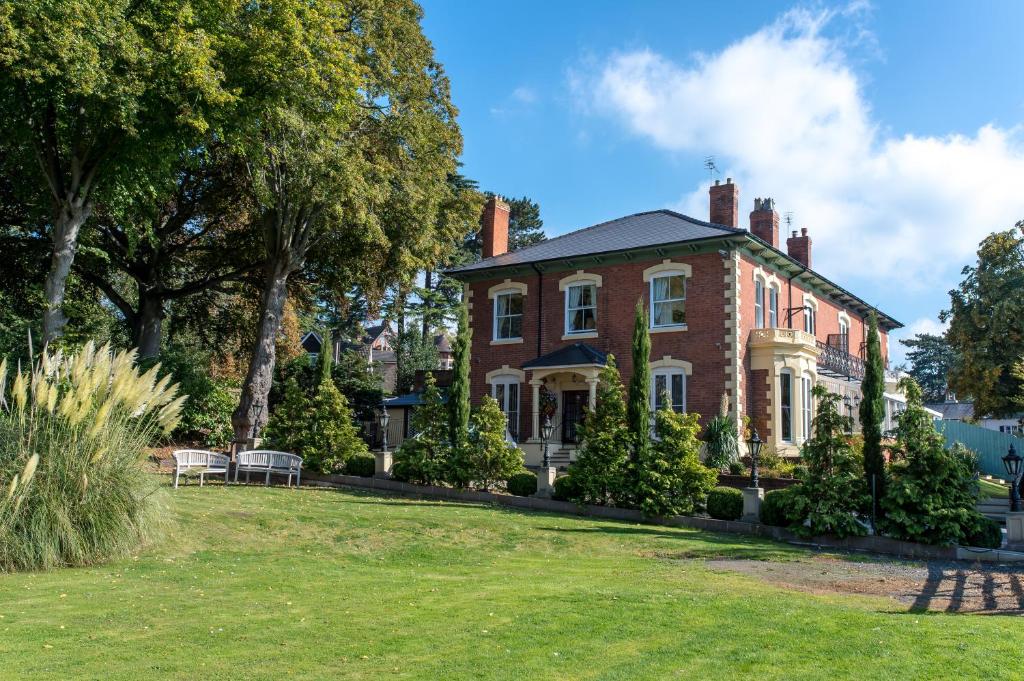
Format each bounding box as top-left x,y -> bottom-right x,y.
521,343 -> 607,442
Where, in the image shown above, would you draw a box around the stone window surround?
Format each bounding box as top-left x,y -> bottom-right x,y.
488,280 -> 528,346
643,260 -> 692,333
650,356 -> 693,414
559,270 -> 602,340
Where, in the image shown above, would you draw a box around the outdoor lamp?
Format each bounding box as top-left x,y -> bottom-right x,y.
541,415 -> 554,468
378,402 -> 391,452
747,429 -> 763,489
1003,444 -> 1022,512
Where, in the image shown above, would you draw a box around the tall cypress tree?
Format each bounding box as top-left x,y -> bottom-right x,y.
860,312 -> 886,521
627,298 -> 651,462
448,301 -> 471,447
317,331 -> 333,387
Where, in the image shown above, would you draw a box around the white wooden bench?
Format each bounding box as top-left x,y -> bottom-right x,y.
234,450 -> 303,488
172,449 -> 230,489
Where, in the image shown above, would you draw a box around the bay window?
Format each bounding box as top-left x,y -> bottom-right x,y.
780,370 -> 793,443
801,374 -> 813,440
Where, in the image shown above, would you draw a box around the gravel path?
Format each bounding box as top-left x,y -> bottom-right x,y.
708,555 -> 1024,614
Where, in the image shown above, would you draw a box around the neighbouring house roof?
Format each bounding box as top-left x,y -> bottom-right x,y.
924,402 -> 975,421
445,208 -> 901,330
300,331 -> 322,354
448,210 -> 740,274
363,323 -> 387,341
434,334 -> 452,354
522,343 -> 608,369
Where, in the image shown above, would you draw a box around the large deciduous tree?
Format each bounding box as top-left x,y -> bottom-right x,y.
943,225 -> 1024,417
229,0 -> 468,442
0,0 -> 233,343
76,149 -> 261,358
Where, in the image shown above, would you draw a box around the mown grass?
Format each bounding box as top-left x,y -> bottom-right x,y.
979,478 -> 1009,499
0,482 -> 1019,680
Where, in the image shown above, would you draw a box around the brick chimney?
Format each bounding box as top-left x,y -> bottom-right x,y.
750,197 -> 779,248
481,195 -> 510,258
709,177 -> 739,228
787,227 -> 812,268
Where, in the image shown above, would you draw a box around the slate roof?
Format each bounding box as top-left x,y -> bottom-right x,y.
448,210 -> 740,274
924,402 -> 975,421
522,343 -> 608,369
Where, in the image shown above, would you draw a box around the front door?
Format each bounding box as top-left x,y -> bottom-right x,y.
561,390 -> 588,444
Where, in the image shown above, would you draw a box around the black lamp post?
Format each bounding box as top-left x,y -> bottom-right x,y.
541,415 -> 554,468
843,395 -> 854,434
378,402 -> 391,452
747,429 -> 763,489
1003,444 -> 1022,513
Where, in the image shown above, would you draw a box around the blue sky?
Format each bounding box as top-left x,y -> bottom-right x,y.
420,0 -> 1024,363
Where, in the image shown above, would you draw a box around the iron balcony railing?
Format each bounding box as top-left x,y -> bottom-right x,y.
816,339 -> 865,380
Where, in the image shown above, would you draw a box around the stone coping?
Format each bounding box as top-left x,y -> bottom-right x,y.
301,471 -> 1024,564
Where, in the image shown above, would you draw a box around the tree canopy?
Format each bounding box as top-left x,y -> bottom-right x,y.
899,332 -> 957,404
943,224 -> 1024,417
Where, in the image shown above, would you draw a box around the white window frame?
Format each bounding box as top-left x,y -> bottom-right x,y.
490,376 -> 521,441
650,368 -> 687,414
780,369 -> 794,443
649,271 -> 687,329
801,374 -> 813,441
803,304 -> 816,335
768,285 -> 779,328
754,278 -> 765,329
492,289 -> 524,341
564,282 -> 598,335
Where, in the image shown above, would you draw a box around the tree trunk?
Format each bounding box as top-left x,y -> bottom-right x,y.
42,201 -> 91,344
135,290 -> 164,360
422,269 -> 432,338
232,260 -> 291,442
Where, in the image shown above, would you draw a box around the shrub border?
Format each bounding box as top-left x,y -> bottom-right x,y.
294,471 -> 1024,563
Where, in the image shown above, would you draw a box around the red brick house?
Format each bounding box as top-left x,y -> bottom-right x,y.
447,180 -> 902,466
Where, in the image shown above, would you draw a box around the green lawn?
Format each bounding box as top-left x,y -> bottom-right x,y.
979,478 -> 1009,499
0,483 -> 1018,680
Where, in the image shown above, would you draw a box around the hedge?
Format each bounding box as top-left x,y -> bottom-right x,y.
706,486 -> 744,521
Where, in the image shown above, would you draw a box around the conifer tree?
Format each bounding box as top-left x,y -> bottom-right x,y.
464,396 -> 524,490
627,298 -> 651,460
448,302 -> 471,448
572,356 -> 631,505
393,373 -> 450,485
860,312 -> 886,521
265,330 -> 368,475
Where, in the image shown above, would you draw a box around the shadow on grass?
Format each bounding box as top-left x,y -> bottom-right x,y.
537,524 -> 797,561
899,563 -> 1024,615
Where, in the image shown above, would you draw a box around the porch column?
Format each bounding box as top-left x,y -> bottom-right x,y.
530,379 -> 543,440
585,377 -> 599,410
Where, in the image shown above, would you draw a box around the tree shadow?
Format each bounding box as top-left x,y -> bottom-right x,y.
903,562 -> 1024,615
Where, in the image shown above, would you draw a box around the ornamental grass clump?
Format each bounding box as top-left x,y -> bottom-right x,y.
0,343 -> 184,572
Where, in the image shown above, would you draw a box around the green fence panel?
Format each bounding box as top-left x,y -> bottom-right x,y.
934,420 -> 1022,476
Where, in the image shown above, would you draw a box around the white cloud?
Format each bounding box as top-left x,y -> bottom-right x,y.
574,6 -> 1024,290
511,86 -> 537,104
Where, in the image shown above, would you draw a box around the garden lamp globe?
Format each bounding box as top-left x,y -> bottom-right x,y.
378,403 -> 391,451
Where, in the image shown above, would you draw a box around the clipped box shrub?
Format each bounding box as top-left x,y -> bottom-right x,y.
552,473 -> 582,502
507,471 -> 538,497
343,454 -> 376,478
706,486 -> 744,521
760,487 -> 799,527
964,516 -> 1003,549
